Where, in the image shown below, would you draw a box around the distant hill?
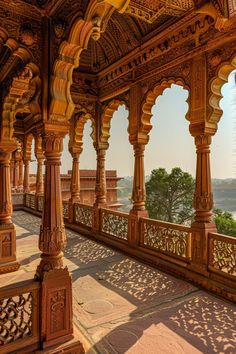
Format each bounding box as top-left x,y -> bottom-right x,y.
118,177 -> 236,213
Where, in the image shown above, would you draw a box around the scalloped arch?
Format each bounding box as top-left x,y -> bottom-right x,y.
23,133 -> 34,161
100,99 -> 128,145
50,1 -> 129,122
1,63 -> 40,142
140,78 -> 190,143
208,57 -> 236,125
69,112 -> 96,151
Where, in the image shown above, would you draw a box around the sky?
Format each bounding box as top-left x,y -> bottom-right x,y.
30,71 -> 236,179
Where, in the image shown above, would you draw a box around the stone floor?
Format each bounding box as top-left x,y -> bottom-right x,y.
2,211 -> 236,354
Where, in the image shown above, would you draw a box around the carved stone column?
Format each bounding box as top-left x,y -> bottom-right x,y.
10,159 -> 14,188
131,144 -> 147,213
23,159 -> 30,193
68,146 -> 82,223
92,144 -> 108,232
36,133 -> 66,278
69,147 -> 82,204
36,131 -> 73,348
0,143 -> 19,273
18,160 -> 24,191
190,125 -> 217,274
94,145 -> 108,207
36,157 -> 44,196
13,160 -> 19,191
129,143 -> 148,246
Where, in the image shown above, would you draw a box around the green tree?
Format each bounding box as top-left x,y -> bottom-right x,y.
214,208 -> 236,237
145,167 -> 195,224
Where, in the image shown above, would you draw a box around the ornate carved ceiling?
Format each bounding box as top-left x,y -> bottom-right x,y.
78,2 -> 195,73
126,0 -> 194,23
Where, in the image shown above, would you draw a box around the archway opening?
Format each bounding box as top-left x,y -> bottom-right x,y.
145,84 -> 195,224
106,104 -> 133,211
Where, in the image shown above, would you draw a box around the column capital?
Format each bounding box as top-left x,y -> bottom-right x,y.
0,141 -> 17,162
69,144 -> 83,158
189,123 -> 217,139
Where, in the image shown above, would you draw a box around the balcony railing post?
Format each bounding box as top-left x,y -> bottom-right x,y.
68,146 -> 82,223
190,125 -> 217,275
35,129 -> 74,349
0,141 -> 19,274
129,143 -> 148,247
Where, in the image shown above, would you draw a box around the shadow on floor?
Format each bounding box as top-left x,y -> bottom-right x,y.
12,211 -> 236,354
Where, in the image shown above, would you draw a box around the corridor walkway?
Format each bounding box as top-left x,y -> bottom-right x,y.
2,211 -> 236,354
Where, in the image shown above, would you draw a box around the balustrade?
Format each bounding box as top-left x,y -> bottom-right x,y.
208,233 -> 236,278
62,201 -> 69,219
140,218 -> 191,260
74,203 -> 93,228
100,208 -> 129,241
0,280 -> 40,353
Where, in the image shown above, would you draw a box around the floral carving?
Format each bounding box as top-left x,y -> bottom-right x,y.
0,292 -> 33,345
74,203 -> 93,227
101,209 -> 129,241
141,218 -> 191,259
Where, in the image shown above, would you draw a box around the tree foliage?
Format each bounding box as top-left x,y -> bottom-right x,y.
213,208 -> 236,237
145,167 -> 195,224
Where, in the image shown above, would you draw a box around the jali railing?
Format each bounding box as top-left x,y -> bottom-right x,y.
0,280 -> 40,353
140,217 -> 191,261
208,232 -> 236,278
100,208 -> 129,241
74,203 -> 93,228
37,195 -> 44,212
25,193 -> 35,210
62,201 -> 69,219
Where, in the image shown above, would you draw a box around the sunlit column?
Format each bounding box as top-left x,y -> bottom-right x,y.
131,144 -> 146,212
23,159 -> 30,193
18,160 -> 24,190
13,159 -> 19,190
193,134 -> 214,223
36,132 -> 66,278
94,145 -> 108,207
36,157 -> 44,196
0,143 -> 19,272
69,146 -> 82,203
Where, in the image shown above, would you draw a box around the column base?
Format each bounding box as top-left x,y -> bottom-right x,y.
40,268 -> 74,348
129,209 -> 148,247
189,221 -> 217,276
0,223 -> 19,273
0,260 -> 20,274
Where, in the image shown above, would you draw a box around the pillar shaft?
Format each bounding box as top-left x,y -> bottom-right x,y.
13,160 -> 19,190
70,154 -> 81,203
193,134 -> 213,223
0,153 -> 13,225
23,159 -> 30,193
18,160 -> 23,188
10,159 -> 14,187
36,158 -> 44,196
0,144 -> 19,273
36,133 -> 66,279
131,144 -> 146,212
94,148 -> 107,207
